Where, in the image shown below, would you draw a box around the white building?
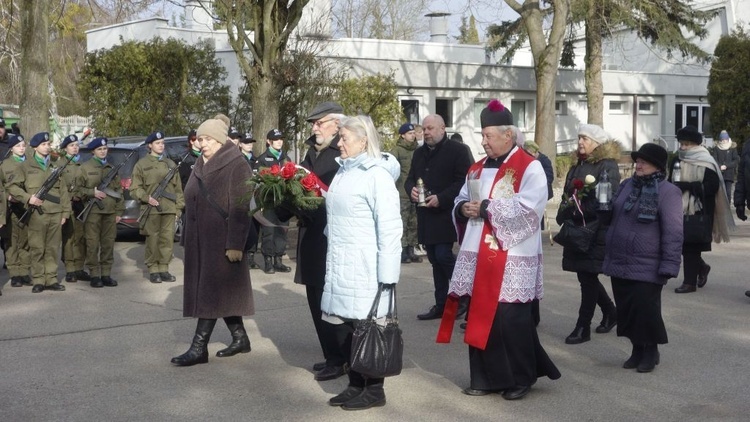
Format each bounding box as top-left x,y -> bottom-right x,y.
85,0 -> 746,159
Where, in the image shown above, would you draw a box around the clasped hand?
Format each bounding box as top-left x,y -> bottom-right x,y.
461,200 -> 482,219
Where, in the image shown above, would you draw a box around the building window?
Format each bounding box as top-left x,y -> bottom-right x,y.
436,98 -> 453,127
473,100 -> 485,129
401,100 -> 420,124
555,100 -> 568,115
638,101 -> 658,115
609,100 -> 627,114
511,100 -> 527,129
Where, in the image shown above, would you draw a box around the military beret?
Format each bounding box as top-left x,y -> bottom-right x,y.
7,134 -> 24,149
145,131 -> 164,144
86,137 -> 108,150
29,132 -> 50,148
398,123 -> 415,135
61,134 -> 79,149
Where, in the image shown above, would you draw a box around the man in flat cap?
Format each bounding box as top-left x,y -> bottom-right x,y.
405,114 -> 473,321
8,132 -> 71,293
256,128 -> 293,274
78,137 -> 125,288
59,134 -> 91,284
437,99 -> 560,400
0,134 -> 32,288
276,101 -> 348,381
390,123 -> 422,264
130,131 -> 185,284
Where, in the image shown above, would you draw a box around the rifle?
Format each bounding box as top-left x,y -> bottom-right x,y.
136,151 -> 190,224
18,154 -> 76,228
76,148 -> 139,222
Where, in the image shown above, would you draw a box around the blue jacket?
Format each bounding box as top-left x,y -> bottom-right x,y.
321,153 -> 402,319
602,178 -> 683,284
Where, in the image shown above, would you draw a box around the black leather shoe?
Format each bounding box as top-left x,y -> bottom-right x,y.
501,385 -> 531,400
745,290 -> 750,298
623,344 -> 644,369
329,386 -> 364,406
90,277 -> 104,288
459,322 -> 467,330
102,276 -> 118,287
565,326 -> 591,344
312,361 -> 327,371
45,283 -> 66,292
408,246 -> 423,263
697,263 -> 711,288
10,277 -> 23,287
65,272 -> 77,283
637,345 -> 660,373
76,271 -> 92,281
462,387 -> 493,396
341,383 -> 385,410
455,300 -> 469,320
21,276 -> 33,286
674,283 -> 696,293
149,273 -> 162,283
248,254 -> 260,269
32,284 -> 45,293
401,247 -> 412,264
273,256 -> 291,273
314,365 -> 346,381
160,272 -> 176,282
595,312 -> 617,334
417,305 -> 443,320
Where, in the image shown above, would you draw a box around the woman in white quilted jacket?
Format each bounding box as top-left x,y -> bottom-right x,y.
321,115 -> 402,411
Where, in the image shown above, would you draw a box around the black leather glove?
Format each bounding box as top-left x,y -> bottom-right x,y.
736,206 -> 747,221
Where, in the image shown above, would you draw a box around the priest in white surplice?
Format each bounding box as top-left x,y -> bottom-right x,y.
437,100 -> 560,400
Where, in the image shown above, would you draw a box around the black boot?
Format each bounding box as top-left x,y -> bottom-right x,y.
263,256 -> 275,274
273,256 -> 291,273
171,319 -> 217,366
595,309 -> 617,333
565,326 -> 591,344
341,382 -> 386,410
623,344 -> 644,369
408,246 -> 423,263
216,318 -> 251,357
248,252 -> 260,269
637,344 -> 660,373
329,385 -> 364,406
401,247 -> 412,264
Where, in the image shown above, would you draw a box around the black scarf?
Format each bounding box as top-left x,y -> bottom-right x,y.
624,172 -> 665,222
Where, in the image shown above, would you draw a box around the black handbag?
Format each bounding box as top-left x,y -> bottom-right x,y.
553,219 -> 600,253
683,214 -> 712,244
350,283 -> 403,378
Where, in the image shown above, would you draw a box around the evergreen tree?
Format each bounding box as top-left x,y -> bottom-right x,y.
708,28 -> 750,150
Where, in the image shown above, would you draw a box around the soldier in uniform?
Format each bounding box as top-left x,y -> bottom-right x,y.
78,137 -> 124,288
255,128 -> 292,274
130,131 -> 184,283
390,123 -> 422,264
1,134 -> 32,288
179,129 -> 200,192
238,132 -> 260,269
59,134 -> 90,283
8,132 -> 71,293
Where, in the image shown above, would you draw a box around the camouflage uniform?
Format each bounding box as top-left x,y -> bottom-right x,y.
130,153 -> 184,280
390,138 -> 420,256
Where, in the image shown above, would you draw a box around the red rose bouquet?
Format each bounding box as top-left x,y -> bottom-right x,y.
249,161 -> 325,212
560,174 -> 597,216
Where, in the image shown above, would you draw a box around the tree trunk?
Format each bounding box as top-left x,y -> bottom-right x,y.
250,72 -> 281,156
585,0 -> 604,126
20,0 -> 50,136
534,68 -> 558,161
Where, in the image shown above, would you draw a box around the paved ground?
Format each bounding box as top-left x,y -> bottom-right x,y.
1,215 -> 749,421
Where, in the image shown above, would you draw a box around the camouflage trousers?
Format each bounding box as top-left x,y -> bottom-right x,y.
400,198 -> 418,248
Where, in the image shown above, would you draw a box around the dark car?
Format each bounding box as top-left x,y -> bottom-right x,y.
77,136 -> 189,239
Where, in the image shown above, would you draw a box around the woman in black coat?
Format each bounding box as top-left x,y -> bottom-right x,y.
556,124 -> 620,345
670,126 -> 733,293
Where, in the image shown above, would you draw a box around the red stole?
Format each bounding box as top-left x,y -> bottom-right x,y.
437,150 -> 533,350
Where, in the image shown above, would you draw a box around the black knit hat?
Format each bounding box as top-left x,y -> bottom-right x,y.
631,143 -> 668,172
480,99 -> 514,128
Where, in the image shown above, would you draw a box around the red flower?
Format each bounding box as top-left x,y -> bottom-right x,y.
572,178 -> 584,190
280,161 -> 296,179
300,173 -> 318,192
259,168 -> 270,175
269,164 -> 280,176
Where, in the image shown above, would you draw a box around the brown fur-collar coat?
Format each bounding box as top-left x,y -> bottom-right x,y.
182,141 -> 254,318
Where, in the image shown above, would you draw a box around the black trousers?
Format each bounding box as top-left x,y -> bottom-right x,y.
575,271 -> 615,328
425,243 -> 456,309
682,250 -> 705,286
306,284 -> 346,367
469,302 -> 560,390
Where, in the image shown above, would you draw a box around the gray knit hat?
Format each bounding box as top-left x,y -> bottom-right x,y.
197,118 -> 228,145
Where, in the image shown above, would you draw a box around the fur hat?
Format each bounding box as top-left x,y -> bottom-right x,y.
480,99 -> 514,128
197,118 -> 228,145
578,124 -> 609,144
631,143 -> 668,172
676,125 -> 702,144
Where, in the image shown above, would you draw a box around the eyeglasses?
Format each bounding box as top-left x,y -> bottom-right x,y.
312,118 -> 334,127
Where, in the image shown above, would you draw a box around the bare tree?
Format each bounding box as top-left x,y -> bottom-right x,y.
332,0 -> 429,40
20,0 -> 51,135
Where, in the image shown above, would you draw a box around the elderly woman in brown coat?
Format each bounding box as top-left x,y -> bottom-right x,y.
171,117 -> 255,367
